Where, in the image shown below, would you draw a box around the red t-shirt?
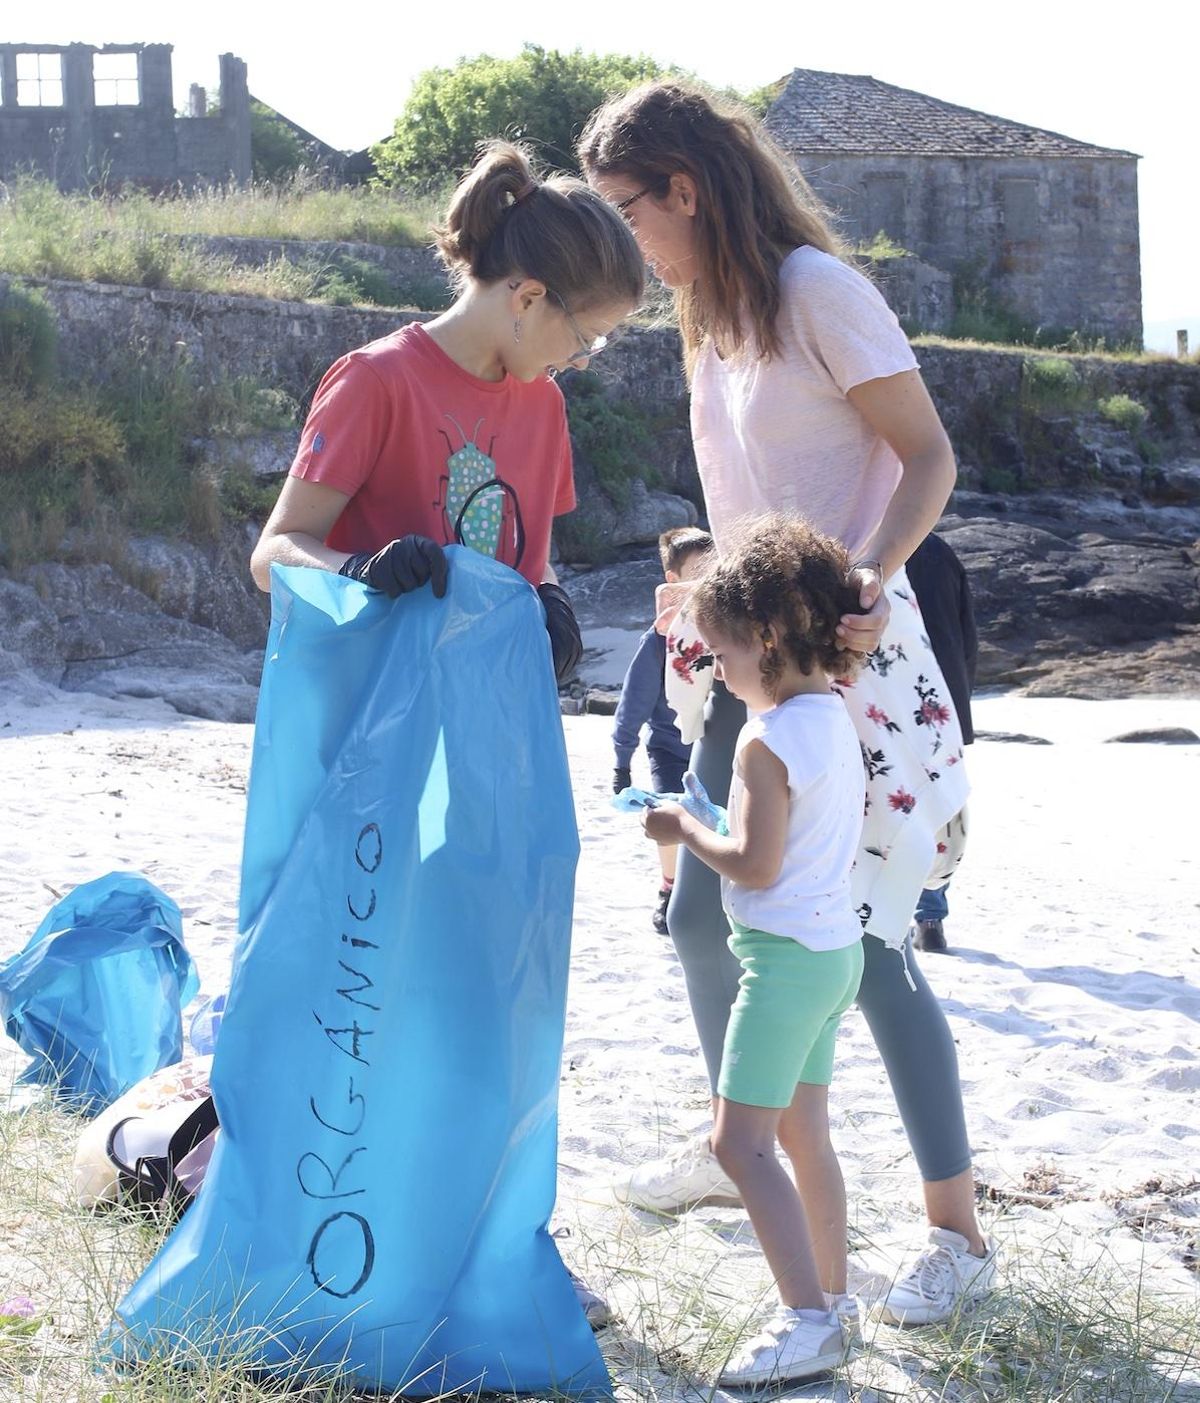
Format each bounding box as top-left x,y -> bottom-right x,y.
289,323 -> 575,586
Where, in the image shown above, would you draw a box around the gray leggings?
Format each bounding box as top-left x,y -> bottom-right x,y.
667,683 -> 972,1184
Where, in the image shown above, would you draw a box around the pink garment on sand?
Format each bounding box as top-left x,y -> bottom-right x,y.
690,246 -> 918,561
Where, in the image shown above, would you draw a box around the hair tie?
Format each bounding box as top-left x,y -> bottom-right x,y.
513,179 -> 538,205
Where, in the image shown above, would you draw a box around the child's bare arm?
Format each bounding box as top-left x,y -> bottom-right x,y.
642,739 -> 788,889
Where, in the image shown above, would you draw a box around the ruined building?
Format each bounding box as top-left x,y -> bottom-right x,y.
0,42 -> 250,190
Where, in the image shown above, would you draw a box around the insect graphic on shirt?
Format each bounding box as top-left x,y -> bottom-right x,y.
433,416 -> 524,569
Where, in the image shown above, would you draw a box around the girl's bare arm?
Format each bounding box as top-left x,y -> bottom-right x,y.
250,477 -> 354,592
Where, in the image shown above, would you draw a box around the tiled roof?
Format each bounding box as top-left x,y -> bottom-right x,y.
765,69 -> 1137,159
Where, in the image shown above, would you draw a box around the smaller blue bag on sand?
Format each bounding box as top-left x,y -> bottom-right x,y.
0,873 -> 199,1113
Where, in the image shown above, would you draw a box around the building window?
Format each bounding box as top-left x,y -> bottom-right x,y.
1001,179 -> 1039,241
16,52 -> 64,107
94,52 -> 140,106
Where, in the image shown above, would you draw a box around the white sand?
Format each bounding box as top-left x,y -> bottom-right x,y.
1,684 -> 1197,1391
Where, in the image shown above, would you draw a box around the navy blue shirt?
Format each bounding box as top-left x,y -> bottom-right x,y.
906,534 -> 977,745
612,627 -> 692,773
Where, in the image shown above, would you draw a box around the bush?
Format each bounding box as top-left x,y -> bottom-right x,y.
564,371 -> 656,507
0,383 -> 125,480
250,102 -> 307,183
1098,393 -> 1150,431
1021,356 -> 1089,411
856,230 -> 911,261
0,337 -> 298,568
371,44 -> 666,184
0,283 -> 57,388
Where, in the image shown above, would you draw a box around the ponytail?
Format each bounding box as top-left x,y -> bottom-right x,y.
437,140 -> 645,312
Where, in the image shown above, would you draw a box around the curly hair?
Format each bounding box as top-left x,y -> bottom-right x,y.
691,514 -> 864,695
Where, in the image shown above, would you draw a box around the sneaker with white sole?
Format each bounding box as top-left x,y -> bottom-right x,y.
879,1227 -> 997,1326
719,1306 -> 848,1388
614,1132 -> 741,1213
826,1291 -> 862,1351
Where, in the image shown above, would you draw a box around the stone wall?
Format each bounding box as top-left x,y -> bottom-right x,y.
8,271 -> 1197,510
800,152 -> 1142,344
7,274 -> 424,405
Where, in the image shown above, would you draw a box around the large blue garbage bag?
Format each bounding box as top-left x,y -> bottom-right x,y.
113,550 -> 608,1397
0,873 -> 198,1113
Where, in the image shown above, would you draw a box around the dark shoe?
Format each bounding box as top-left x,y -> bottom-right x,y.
652,887 -> 671,935
914,918 -> 947,953
568,1269 -> 613,1329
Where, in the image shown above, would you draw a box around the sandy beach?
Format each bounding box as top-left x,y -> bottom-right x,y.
1,682 -> 1197,1397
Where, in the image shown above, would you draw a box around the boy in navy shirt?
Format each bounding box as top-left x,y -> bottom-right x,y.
613,527 -> 714,932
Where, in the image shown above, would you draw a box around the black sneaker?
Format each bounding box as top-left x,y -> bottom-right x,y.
914,918 -> 947,953
652,887 -> 671,935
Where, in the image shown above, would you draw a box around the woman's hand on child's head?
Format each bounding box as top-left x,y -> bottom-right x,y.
641,802 -> 686,845
837,567 -> 890,655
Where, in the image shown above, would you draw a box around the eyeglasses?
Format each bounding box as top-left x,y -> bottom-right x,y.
548,290 -> 607,374
616,185 -> 655,214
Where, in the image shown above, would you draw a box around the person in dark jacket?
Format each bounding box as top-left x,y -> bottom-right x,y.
906,532 -> 977,952
613,526 -> 713,932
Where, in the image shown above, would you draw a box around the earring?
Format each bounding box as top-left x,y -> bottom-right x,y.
513,317 -> 522,344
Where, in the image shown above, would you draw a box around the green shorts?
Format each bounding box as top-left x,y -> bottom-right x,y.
717,922 -> 864,1108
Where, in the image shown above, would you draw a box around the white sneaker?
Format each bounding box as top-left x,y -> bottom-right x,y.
826,1291 -> 862,1351
879,1227 -> 997,1326
719,1306 -> 847,1388
614,1132 -> 741,1213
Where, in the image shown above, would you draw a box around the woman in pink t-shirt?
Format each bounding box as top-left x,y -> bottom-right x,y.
581,84 -> 995,1334
252,141 -> 645,684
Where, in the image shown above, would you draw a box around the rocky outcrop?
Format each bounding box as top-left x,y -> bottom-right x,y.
564,491 -> 1200,700
0,565 -> 263,723
125,525 -> 270,651
928,493 -> 1200,698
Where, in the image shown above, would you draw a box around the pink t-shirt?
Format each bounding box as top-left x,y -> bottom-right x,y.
290,323 -> 575,587
690,246 -> 918,558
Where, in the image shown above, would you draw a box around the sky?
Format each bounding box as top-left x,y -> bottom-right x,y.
13,0 -> 1197,348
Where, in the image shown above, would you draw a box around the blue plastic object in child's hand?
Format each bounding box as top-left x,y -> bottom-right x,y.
611,770 -> 729,835
0,873 -> 198,1114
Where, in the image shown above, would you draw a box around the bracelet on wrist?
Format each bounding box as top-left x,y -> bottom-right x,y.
849,558 -> 884,580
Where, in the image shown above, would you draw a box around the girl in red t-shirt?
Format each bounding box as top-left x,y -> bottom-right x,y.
251,140 -> 645,682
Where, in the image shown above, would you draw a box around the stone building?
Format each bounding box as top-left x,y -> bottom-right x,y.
0,42 -> 250,190
766,69 -> 1141,344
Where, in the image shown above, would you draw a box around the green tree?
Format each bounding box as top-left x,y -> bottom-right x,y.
371,45 -> 666,185
250,101 -> 307,183
741,78 -> 785,119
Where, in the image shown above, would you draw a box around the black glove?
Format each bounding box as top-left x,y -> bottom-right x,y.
537,582 -> 583,685
613,766 -> 632,795
338,535 -> 448,598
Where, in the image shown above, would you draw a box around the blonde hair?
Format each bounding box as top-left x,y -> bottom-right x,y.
436,139 -> 645,312
579,82 -> 842,372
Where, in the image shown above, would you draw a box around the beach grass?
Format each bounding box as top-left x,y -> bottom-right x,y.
2,1081 -> 1195,1402
0,175 -> 445,308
